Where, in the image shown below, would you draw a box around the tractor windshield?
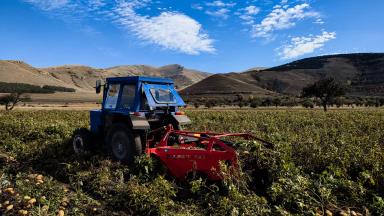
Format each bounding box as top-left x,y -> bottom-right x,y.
149,88 -> 176,103
142,83 -> 186,107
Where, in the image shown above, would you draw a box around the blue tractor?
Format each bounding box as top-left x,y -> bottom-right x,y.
72,76 -> 191,164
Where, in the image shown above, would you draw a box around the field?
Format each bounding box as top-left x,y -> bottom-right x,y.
1,109 -> 384,215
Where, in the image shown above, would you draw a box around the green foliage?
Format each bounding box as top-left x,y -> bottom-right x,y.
188,95 -> 384,109
0,81 -> 75,93
250,98 -> 261,108
193,102 -> 200,108
204,99 -> 216,108
42,85 -> 76,93
125,176 -> 178,215
302,78 -> 346,111
1,109 -> 383,215
301,99 -> 314,108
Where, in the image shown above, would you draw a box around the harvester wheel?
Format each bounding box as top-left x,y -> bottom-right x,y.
72,128 -> 92,155
107,123 -> 142,164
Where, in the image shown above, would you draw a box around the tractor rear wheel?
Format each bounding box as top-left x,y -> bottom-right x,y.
72,128 -> 92,155
107,123 -> 142,164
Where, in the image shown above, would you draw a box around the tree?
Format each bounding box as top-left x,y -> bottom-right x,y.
0,93 -> 30,110
302,77 -> 346,112
261,98 -> 273,107
235,94 -> 244,103
238,101 -> 245,108
205,99 -> 216,109
333,97 -> 345,108
250,99 -> 261,108
272,97 -> 282,108
301,99 -> 314,108
194,102 -> 200,109
379,98 -> 384,107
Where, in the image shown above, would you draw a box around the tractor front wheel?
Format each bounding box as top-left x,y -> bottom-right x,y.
72,128 -> 92,155
107,123 -> 142,164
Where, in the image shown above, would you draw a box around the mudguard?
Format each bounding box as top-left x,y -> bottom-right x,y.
172,115 -> 191,125
130,115 -> 150,130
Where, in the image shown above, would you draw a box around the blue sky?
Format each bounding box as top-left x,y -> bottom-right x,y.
0,0 -> 383,73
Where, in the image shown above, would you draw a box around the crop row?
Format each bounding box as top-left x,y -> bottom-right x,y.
0,110 -> 383,215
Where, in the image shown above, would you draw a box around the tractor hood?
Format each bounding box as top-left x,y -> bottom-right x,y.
142,83 -> 186,107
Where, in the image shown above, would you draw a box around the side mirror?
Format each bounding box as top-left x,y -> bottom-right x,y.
95,80 -> 102,94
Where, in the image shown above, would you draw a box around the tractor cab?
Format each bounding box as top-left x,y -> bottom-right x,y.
100,76 -> 185,113
91,76 -> 190,134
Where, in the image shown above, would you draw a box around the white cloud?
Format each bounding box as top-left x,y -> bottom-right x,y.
239,14 -> 253,21
244,5 -> 260,15
191,4 -> 203,10
23,0 -> 90,23
277,31 -> 336,59
88,0 -> 106,10
25,0 -> 215,55
238,5 -> 260,25
24,0 -> 69,10
114,2 -> 215,55
133,13 -> 215,55
205,1 -> 236,7
252,3 -> 320,38
314,18 -> 325,25
205,8 -> 231,19
204,1 -> 236,19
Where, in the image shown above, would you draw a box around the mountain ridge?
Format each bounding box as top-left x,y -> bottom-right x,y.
0,61 -> 210,92
1,53 -> 383,102
181,53 -> 384,99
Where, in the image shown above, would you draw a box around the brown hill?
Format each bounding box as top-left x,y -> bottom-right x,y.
0,61 -> 209,103
181,53 -> 384,99
105,64 -> 209,88
255,53 -> 384,96
0,61 -> 210,93
41,65 -> 105,91
0,60 -> 81,90
41,64 -> 209,91
181,73 -> 276,97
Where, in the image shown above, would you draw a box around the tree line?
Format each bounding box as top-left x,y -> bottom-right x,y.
0,82 -> 76,110
188,78 -> 384,111
0,82 -> 75,93
190,96 -> 384,109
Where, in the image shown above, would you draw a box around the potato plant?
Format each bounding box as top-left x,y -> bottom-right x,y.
0,109 -> 383,215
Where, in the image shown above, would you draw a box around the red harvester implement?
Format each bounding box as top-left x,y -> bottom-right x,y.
146,125 -> 270,181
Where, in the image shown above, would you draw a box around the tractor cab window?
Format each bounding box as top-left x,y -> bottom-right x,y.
149,88 -> 176,103
120,85 -> 136,110
104,84 -> 120,109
